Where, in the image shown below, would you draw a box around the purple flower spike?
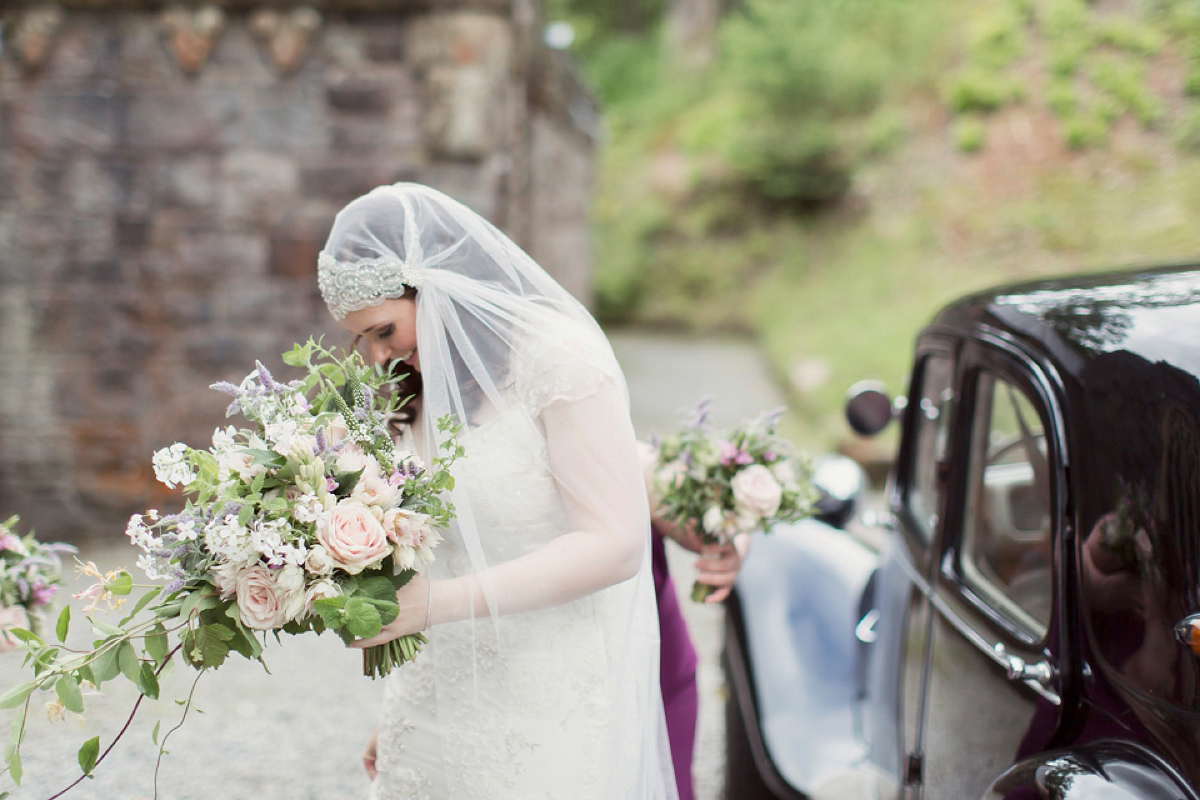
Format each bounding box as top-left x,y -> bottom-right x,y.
210,381 -> 242,397
691,397 -> 712,429
32,583 -> 59,606
256,361 -> 281,392
315,428 -> 328,454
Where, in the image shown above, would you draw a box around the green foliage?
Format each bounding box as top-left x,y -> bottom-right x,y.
1174,105 -> 1200,151
954,116 -> 987,152
1090,56 -> 1163,128
1064,112 -> 1111,150
945,69 -> 1025,112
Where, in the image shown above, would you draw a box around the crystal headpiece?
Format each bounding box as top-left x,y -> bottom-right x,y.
317,252 -> 424,320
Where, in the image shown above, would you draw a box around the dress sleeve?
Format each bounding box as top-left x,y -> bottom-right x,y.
431,329 -> 650,621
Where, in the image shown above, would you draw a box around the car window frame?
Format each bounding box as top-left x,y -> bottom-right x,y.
893,334 -> 960,579
938,340 -> 1067,650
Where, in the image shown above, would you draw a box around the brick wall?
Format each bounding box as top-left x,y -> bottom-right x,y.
0,0 -> 595,540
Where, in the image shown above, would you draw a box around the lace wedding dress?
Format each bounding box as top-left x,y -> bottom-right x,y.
370,327 -> 675,800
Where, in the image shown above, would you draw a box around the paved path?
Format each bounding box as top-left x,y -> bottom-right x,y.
2,330 -> 786,800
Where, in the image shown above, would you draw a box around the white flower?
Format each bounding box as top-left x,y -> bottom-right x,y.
204,515 -> 256,567
136,552 -> 169,581
731,464 -> 783,518
771,460 -> 800,492
152,443 -> 195,489
126,514 -> 159,551
211,425 -> 239,454
352,471 -> 401,511
304,578 -> 342,615
702,505 -> 757,542
382,508 -> 440,569
702,505 -> 725,536
174,519 -> 198,542
289,489 -> 331,524
654,460 -> 687,495
274,564 -> 307,621
304,544 -> 335,577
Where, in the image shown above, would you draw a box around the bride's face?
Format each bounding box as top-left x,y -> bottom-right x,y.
341,296 -> 420,372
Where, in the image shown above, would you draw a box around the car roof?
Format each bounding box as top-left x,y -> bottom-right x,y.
931,262 -> 1200,382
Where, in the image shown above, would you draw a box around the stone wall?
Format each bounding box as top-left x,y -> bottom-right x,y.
0,0 -> 596,540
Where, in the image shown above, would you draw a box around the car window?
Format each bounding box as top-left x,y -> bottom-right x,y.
907,354 -> 955,543
961,372 -> 1053,638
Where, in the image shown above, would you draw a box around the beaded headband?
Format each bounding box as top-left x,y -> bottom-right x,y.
317,252 -> 424,321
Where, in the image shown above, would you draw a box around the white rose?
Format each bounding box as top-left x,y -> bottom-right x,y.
325,416 -> 351,445
235,565 -> 290,630
702,505 -> 725,536
304,544 -> 335,577
732,464 -> 782,518
315,500 -> 392,575
274,564 -> 307,621
304,579 -> 342,615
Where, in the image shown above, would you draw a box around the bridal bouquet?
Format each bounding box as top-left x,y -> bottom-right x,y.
0,339 -> 461,793
0,516 -> 74,651
646,400 -> 817,602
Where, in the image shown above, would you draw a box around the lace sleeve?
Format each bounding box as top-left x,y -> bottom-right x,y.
517,322 -> 619,416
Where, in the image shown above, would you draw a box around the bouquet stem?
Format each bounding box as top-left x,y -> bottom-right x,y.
362,632 -> 428,679
690,580 -> 717,603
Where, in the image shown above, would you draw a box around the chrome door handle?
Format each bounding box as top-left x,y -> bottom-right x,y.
855,608 -> 880,644
993,643 -> 1056,689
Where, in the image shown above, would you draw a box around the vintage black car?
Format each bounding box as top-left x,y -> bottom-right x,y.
725,264 -> 1200,799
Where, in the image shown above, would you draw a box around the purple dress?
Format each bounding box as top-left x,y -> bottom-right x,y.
652,526 -> 699,800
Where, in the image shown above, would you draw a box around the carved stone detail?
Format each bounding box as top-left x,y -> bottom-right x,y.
160,5 -> 224,74
11,5 -> 66,71
250,7 -> 321,75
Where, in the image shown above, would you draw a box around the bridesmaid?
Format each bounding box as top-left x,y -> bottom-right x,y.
652,516 -> 748,800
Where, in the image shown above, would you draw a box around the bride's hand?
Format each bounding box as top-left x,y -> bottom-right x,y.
363,725 -> 380,779
350,575 -> 431,649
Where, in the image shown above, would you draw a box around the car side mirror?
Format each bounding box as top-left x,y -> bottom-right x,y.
845,380 -> 896,437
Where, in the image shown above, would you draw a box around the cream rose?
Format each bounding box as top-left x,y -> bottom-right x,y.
235,565 -> 290,630
0,605 -> 31,652
304,544 -> 335,577
732,464 -> 782,518
316,500 -> 391,574
304,578 -> 343,615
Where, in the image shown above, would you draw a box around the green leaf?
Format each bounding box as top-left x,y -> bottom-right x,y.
187,624 -> 234,669
333,467 -> 365,498
104,571 -> 133,597
120,586 -> 162,626
78,736 -> 99,775
238,505 -> 254,527
357,575 -> 399,603
91,619 -> 124,637
5,628 -> 40,646
0,682 -> 35,711
180,588 -> 219,622
151,720 -> 161,746
8,750 -> 20,786
55,675 -> 84,714
244,449 -> 286,468
344,598 -> 382,639
145,624 -> 170,665
313,596 -> 347,629
118,640 -> 141,683
137,662 -> 160,700
55,605 -> 70,643
91,641 -> 122,683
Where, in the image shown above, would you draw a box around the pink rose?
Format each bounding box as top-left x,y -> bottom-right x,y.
316,500 -> 391,575
731,464 -> 782,518
235,565 -> 290,631
0,605 -> 30,651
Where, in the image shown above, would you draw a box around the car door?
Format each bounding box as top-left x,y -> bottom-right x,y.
913,341 -> 1066,800
882,338 -> 957,795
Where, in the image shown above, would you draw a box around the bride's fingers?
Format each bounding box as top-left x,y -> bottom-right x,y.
705,585 -> 733,603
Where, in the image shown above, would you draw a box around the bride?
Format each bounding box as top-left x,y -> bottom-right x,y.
316,183 -> 679,799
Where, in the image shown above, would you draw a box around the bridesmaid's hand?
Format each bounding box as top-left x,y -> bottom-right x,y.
363,725 -> 380,779
653,515 -> 705,553
350,575 -> 430,649
694,534 -> 751,603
